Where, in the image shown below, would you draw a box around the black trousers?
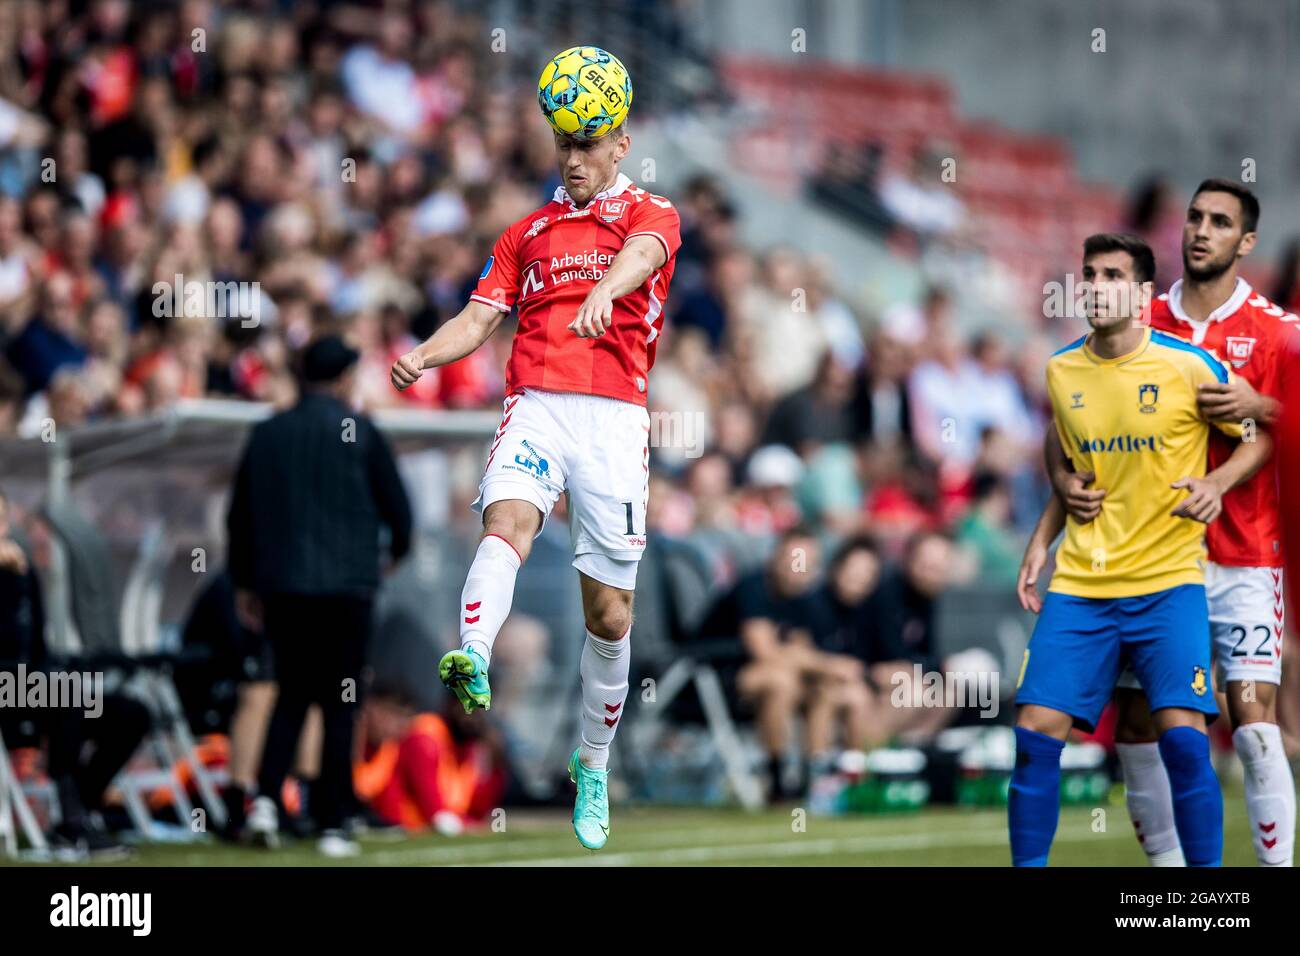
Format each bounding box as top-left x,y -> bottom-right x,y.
0,686 -> 151,824
256,594 -> 372,831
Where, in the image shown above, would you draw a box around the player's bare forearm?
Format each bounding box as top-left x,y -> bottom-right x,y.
391,300 -> 504,390
1017,496 -> 1063,613
1045,422 -> 1105,521
569,235 -> 666,337
1043,427 -> 1072,493
1031,492 -> 1067,549
1208,428 -> 1273,495
603,235 -> 665,296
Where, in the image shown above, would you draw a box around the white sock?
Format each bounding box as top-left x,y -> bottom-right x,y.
1117,741 -> 1185,866
1234,722 -> 1295,866
578,627 -> 630,772
458,534 -> 521,666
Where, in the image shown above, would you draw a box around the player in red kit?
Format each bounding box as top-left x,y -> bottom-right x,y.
1023,180 -> 1296,866
390,120 -> 679,850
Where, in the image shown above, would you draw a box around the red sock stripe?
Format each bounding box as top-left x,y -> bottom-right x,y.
484,533 -> 523,564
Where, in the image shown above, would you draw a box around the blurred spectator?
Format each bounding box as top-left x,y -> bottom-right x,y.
0,357 -> 22,433
353,683 -> 508,835
0,489 -> 150,859
1123,174 -> 1183,292
878,145 -> 965,241
6,270 -> 85,397
870,530 -> 963,740
732,247 -> 828,401
853,328 -> 913,447
700,527 -> 872,800
735,444 -> 804,536
953,471 -> 1022,588
815,535 -> 891,748
1270,236 -> 1300,314
763,351 -> 859,455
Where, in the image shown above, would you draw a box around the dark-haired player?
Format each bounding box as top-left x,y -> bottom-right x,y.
1026,181 -> 1297,866
1009,233 -> 1271,867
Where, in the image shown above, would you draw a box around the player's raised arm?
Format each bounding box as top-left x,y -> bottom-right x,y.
568,234 -> 667,338
391,298 -> 507,391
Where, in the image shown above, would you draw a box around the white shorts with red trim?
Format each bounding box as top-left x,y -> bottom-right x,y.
472,387 -> 650,590
1208,564 -> 1285,686
1115,563 -> 1285,691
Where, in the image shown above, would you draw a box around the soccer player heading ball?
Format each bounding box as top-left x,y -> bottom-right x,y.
391,47 -> 678,851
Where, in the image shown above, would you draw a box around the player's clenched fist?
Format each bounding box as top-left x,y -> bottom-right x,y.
391,351 -> 424,391
568,286 -> 614,338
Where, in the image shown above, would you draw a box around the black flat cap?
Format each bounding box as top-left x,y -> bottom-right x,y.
302,335 -> 359,383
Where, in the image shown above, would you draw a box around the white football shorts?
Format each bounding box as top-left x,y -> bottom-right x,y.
1115,563 -> 1284,691
472,387 -> 650,591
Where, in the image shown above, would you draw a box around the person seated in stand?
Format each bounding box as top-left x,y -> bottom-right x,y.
353,680 -> 508,835
0,488 -> 149,858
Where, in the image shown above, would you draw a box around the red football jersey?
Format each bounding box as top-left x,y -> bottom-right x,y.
470,173 -> 681,406
1149,278 -> 1299,567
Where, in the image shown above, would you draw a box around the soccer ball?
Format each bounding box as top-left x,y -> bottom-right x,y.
537,46 -> 632,140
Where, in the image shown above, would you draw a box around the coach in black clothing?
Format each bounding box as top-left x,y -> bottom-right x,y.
227,335 -> 412,842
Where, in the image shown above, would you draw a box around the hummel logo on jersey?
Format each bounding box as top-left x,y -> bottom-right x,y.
525,217 -> 549,239
1070,392 -> 1084,409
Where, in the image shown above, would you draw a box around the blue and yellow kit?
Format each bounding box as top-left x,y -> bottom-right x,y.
1047,327 -> 1243,598
1017,327 -> 1241,727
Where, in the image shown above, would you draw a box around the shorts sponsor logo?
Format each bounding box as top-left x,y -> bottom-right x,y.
513,439 -> 550,480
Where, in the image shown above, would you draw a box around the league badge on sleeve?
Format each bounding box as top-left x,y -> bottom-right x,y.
480,256 -> 495,280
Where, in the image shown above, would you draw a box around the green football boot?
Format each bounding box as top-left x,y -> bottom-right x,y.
438,648 -> 491,714
568,749 -> 610,850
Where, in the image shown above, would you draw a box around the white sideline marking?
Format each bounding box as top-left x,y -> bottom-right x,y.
470,823 -> 1128,867
358,814 -> 1019,866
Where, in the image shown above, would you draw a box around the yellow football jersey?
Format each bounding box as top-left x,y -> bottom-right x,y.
1047,327 -> 1243,598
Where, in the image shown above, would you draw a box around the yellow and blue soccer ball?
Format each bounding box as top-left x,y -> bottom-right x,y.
537,46 -> 632,140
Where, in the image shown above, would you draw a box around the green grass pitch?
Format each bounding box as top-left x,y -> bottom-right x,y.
6,783 -> 1264,867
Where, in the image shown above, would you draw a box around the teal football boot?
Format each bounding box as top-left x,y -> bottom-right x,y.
568,749 -> 610,850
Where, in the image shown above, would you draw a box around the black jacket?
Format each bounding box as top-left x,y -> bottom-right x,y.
227,392 -> 412,598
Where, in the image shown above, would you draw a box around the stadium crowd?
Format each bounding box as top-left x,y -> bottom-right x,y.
3,1 -> 1297,848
